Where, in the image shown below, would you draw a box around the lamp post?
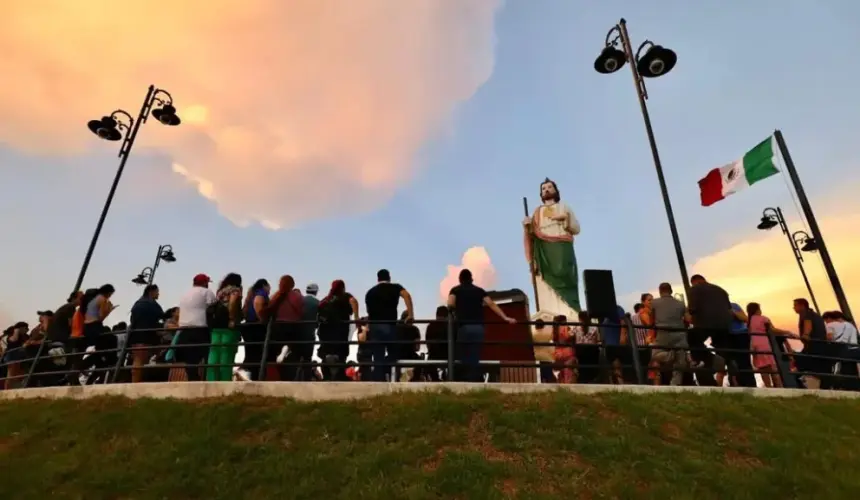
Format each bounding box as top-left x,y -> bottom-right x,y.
132,267 -> 154,286
593,19 -> 690,296
72,86 -> 181,295
757,207 -> 819,312
130,244 -> 177,286
772,130 -> 852,321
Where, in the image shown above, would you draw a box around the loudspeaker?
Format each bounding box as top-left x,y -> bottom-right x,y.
583,269 -> 618,320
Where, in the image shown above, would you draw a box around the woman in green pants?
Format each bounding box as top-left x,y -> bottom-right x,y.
207,273 -> 243,382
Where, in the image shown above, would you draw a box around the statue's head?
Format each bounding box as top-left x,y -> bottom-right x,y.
540,178 -> 560,203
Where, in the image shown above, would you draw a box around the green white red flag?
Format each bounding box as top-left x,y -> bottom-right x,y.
698,136 -> 780,207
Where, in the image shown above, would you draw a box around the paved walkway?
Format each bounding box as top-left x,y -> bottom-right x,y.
1,382 -> 859,401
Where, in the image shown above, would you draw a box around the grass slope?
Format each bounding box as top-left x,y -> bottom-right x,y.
1,391 -> 860,499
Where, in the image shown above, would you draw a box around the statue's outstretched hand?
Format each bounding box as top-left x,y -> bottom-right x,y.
522,217 -> 532,227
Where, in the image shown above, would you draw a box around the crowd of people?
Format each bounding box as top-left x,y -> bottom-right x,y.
566,274 -> 860,390
1,268 -> 858,390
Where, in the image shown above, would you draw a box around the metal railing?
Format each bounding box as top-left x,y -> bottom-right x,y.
2,316 -> 859,391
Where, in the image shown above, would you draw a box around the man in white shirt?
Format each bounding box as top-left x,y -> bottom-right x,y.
824,311 -> 858,345
823,310 -> 859,390
176,274 -> 217,380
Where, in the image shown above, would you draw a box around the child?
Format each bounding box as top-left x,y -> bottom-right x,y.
552,315 -> 575,384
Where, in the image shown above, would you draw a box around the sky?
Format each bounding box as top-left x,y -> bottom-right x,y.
2,0 -> 860,332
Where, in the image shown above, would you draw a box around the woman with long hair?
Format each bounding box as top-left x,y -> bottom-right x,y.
206,273 -> 243,381
83,284 -> 117,339
267,275 -> 304,380
74,285 -> 116,382
317,279 -> 359,381
747,302 -> 792,388
241,278 -> 270,379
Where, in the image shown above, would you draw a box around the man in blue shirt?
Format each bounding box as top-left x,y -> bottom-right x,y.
601,305 -> 628,384
727,302 -> 756,387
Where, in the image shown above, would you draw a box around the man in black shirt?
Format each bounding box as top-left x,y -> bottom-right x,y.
794,298 -> 830,389
364,269 -> 414,381
425,306 -> 450,381
687,274 -> 732,386
447,269 -> 515,382
47,291 -> 82,344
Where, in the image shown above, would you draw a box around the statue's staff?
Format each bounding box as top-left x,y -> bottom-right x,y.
522,196 -> 541,312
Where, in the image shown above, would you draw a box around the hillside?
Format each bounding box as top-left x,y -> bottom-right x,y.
1,390 -> 859,499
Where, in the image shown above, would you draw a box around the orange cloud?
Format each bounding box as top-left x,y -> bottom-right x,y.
623,205 -> 860,331
0,0 -> 500,228
440,247 -> 498,301
688,210 -> 860,330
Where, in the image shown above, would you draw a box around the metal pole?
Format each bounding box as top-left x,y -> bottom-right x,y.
767,329 -> 797,389
446,314 -> 455,382
21,340 -> 47,388
72,85 -> 156,294
774,207 -> 820,312
258,318 -> 274,381
773,130 -> 853,320
147,244 -> 164,286
623,315 -> 645,385
617,19 -> 691,296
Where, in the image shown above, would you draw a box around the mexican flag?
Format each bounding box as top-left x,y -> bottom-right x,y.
698,135 -> 780,207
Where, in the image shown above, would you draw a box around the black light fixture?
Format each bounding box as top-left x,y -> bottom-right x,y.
757,215 -> 779,231
801,239 -> 819,252
593,46 -> 627,74
159,244 -> 177,263
636,43 -> 677,78
757,207 -> 820,312
132,267 -> 153,286
793,231 -> 818,253
152,104 -> 181,126
87,115 -> 126,142
160,249 -> 176,262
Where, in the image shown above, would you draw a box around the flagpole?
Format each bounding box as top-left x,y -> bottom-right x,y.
773,129 -> 853,320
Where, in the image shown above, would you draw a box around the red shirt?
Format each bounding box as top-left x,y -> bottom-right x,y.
275,290 -> 304,322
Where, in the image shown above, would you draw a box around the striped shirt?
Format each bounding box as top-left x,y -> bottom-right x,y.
630,313 -> 649,346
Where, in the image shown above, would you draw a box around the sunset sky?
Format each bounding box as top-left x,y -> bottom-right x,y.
2,0 -> 859,331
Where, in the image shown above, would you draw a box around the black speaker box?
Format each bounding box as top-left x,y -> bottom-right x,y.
583,269 -> 618,320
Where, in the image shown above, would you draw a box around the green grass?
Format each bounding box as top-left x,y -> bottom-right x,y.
2,390 -> 860,499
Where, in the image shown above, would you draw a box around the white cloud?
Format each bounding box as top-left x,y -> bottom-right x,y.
0,0 -> 501,229
440,246 -> 498,301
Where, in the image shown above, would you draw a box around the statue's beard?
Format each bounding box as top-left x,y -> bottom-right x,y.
541,193 -> 557,202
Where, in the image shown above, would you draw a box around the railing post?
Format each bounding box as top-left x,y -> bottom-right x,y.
258,318 -> 274,382
111,327 -> 132,383
624,316 -> 645,385
767,331 -> 797,389
446,314 -> 455,382
21,341 -> 47,388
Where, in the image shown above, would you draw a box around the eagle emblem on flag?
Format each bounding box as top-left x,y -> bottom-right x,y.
726,166 -> 739,182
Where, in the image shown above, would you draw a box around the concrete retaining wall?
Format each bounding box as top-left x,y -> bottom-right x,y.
1,382 -> 859,402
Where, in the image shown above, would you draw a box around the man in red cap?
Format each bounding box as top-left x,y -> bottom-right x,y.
175,273 -> 217,380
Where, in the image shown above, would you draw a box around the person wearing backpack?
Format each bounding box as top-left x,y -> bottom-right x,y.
206,273 -> 243,381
